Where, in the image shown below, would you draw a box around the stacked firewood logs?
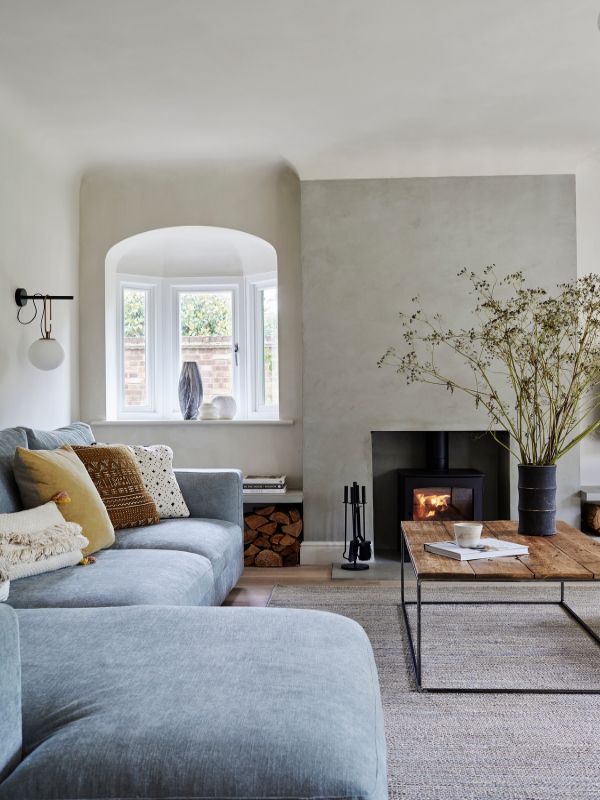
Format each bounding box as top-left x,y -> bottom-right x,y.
583,503 -> 600,534
244,506 -> 303,567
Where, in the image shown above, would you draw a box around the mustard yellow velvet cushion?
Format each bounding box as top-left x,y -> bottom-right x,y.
13,446 -> 115,555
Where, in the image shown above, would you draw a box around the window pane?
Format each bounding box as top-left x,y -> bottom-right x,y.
261,286 -> 278,407
179,291 -> 233,402
122,288 -> 148,407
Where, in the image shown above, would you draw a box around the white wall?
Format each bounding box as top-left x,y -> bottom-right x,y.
79,161 -> 302,487
576,153 -> 600,485
301,175 -> 579,544
0,124 -> 78,429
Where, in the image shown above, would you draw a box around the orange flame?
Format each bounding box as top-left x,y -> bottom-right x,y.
414,491 -> 451,520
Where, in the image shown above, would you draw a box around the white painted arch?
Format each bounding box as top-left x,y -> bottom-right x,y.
105,225 -> 278,418
105,225 -> 277,279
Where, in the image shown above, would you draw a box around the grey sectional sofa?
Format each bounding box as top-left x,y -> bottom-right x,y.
0,423 -> 244,608
0,423 -> 388,800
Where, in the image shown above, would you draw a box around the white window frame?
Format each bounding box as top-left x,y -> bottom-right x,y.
167,278 -> 244,417
246,273 -> 279,418
114,273 -> 278,420
117,278 -> 159,418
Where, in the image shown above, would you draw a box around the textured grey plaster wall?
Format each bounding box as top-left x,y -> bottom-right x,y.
301,175 -> 578,542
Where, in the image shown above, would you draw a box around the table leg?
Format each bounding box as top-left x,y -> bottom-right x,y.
416,579 -> 422,686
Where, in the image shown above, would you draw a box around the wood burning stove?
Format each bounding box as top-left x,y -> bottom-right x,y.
398,432 -> 484,521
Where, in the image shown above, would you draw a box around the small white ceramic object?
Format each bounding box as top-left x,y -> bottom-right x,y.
212,395 -> 237,420
198,401 -> 219,420
453,522 -> 483,548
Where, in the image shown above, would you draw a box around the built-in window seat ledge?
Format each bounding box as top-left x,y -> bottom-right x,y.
92,419 -> 295,427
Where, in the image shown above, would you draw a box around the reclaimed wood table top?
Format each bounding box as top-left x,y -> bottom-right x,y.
401,520 -> 600,581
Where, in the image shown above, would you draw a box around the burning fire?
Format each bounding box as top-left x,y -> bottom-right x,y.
414,490 -> 451,520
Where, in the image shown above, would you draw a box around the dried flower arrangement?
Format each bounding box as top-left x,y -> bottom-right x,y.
379,266 -> 600,467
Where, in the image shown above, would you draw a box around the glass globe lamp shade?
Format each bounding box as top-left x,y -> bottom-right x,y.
28,337 -> 65,370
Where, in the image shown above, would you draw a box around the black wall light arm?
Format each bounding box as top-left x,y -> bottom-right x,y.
15,288 -> 75,341
15,288 -> 74,307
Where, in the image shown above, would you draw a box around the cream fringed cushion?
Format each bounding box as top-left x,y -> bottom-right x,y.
13,446 -> 115,555
0,557 -> 9,601
0,501 -> 63,534
9,550 -> 83,580
127,445 -> 190,519
0,501 -> 88,581
0,521 -> 88,565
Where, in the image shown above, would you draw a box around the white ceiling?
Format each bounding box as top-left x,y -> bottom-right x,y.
1,0 -> 600,178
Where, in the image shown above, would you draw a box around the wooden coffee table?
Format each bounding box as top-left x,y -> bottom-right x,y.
400,520 -> 600,694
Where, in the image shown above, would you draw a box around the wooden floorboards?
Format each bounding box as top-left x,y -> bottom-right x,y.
224,565 -> 399,606
223,565 -> 332,606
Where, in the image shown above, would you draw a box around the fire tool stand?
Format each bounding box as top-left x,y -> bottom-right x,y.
341,482 -> 371,571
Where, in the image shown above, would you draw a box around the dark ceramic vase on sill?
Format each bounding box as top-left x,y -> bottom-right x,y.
178,361 -> 203,420
517,464 -> 557,536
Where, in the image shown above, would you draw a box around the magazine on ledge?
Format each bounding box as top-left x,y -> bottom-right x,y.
424,538 -> 529,561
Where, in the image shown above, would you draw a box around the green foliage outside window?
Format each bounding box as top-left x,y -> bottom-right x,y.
123,290 -> 233,338
123,290 -> 145,337
180,293 -> 232,336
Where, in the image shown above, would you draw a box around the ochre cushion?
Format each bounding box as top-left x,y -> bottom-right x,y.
13,447 -> 114,555
72,445 -> 160,530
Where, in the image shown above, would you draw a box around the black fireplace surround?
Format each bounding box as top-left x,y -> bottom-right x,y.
398,432 -> 484,521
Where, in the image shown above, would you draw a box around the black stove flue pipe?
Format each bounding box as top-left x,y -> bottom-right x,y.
425,431 -> 449,472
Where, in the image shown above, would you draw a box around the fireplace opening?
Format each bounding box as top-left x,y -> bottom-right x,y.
413,487 -> 474,521
398,432 -> 484,522
371,429 -> 510,555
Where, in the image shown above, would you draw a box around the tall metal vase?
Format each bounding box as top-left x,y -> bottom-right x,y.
517,464 -> 557,536
178,361 -> 203,420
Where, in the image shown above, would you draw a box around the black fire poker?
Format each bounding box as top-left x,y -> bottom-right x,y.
341,482 -> 372,571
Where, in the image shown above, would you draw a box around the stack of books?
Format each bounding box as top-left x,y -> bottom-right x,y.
243,475 -> 287,494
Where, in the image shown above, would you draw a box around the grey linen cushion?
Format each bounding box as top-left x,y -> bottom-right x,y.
0,427 -> 28,513
5,549 -> 215,609
2,605 -> 387,800
22,422 -> 95,450
112,517 -> 243,605
0,604 -> 21,783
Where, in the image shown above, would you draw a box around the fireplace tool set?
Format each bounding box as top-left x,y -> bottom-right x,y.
341,482 -> 372,571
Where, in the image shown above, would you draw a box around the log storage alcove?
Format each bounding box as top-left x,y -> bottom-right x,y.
244,506 -> 303,567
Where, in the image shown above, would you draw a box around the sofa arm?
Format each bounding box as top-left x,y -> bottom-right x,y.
174,469 -> 243,529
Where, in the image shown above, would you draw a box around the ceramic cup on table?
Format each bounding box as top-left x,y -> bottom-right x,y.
453,522 -> 483,548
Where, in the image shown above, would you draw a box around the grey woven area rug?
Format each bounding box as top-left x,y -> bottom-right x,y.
269,582 -> 600,800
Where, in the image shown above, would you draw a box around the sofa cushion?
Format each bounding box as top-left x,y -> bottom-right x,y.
0,605 -> 21,783
73,445 -> 160,530
13,446 -> 115,555
112,517 -> 243,604
22,422 -> 95,450
5,549 -> 215,609
0,427 -> 28,514
2,605 -> 387,800
128,444 -> 190,518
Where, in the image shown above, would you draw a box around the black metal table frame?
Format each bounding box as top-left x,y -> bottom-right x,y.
399,527 -> 600,694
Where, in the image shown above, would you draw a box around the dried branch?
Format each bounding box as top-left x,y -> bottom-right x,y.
378,267 -> 600,465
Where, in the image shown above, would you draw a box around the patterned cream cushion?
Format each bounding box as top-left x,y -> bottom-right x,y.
127,445 -> 190,519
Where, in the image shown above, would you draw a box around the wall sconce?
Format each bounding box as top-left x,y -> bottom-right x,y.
15,288 -> 74,371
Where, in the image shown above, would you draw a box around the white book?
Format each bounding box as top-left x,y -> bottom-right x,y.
243,475 -> 287,485
243,487 -> 288,494
424,538 -> 529,561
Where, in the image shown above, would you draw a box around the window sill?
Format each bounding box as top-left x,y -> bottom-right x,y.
92,418 -> 295,427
